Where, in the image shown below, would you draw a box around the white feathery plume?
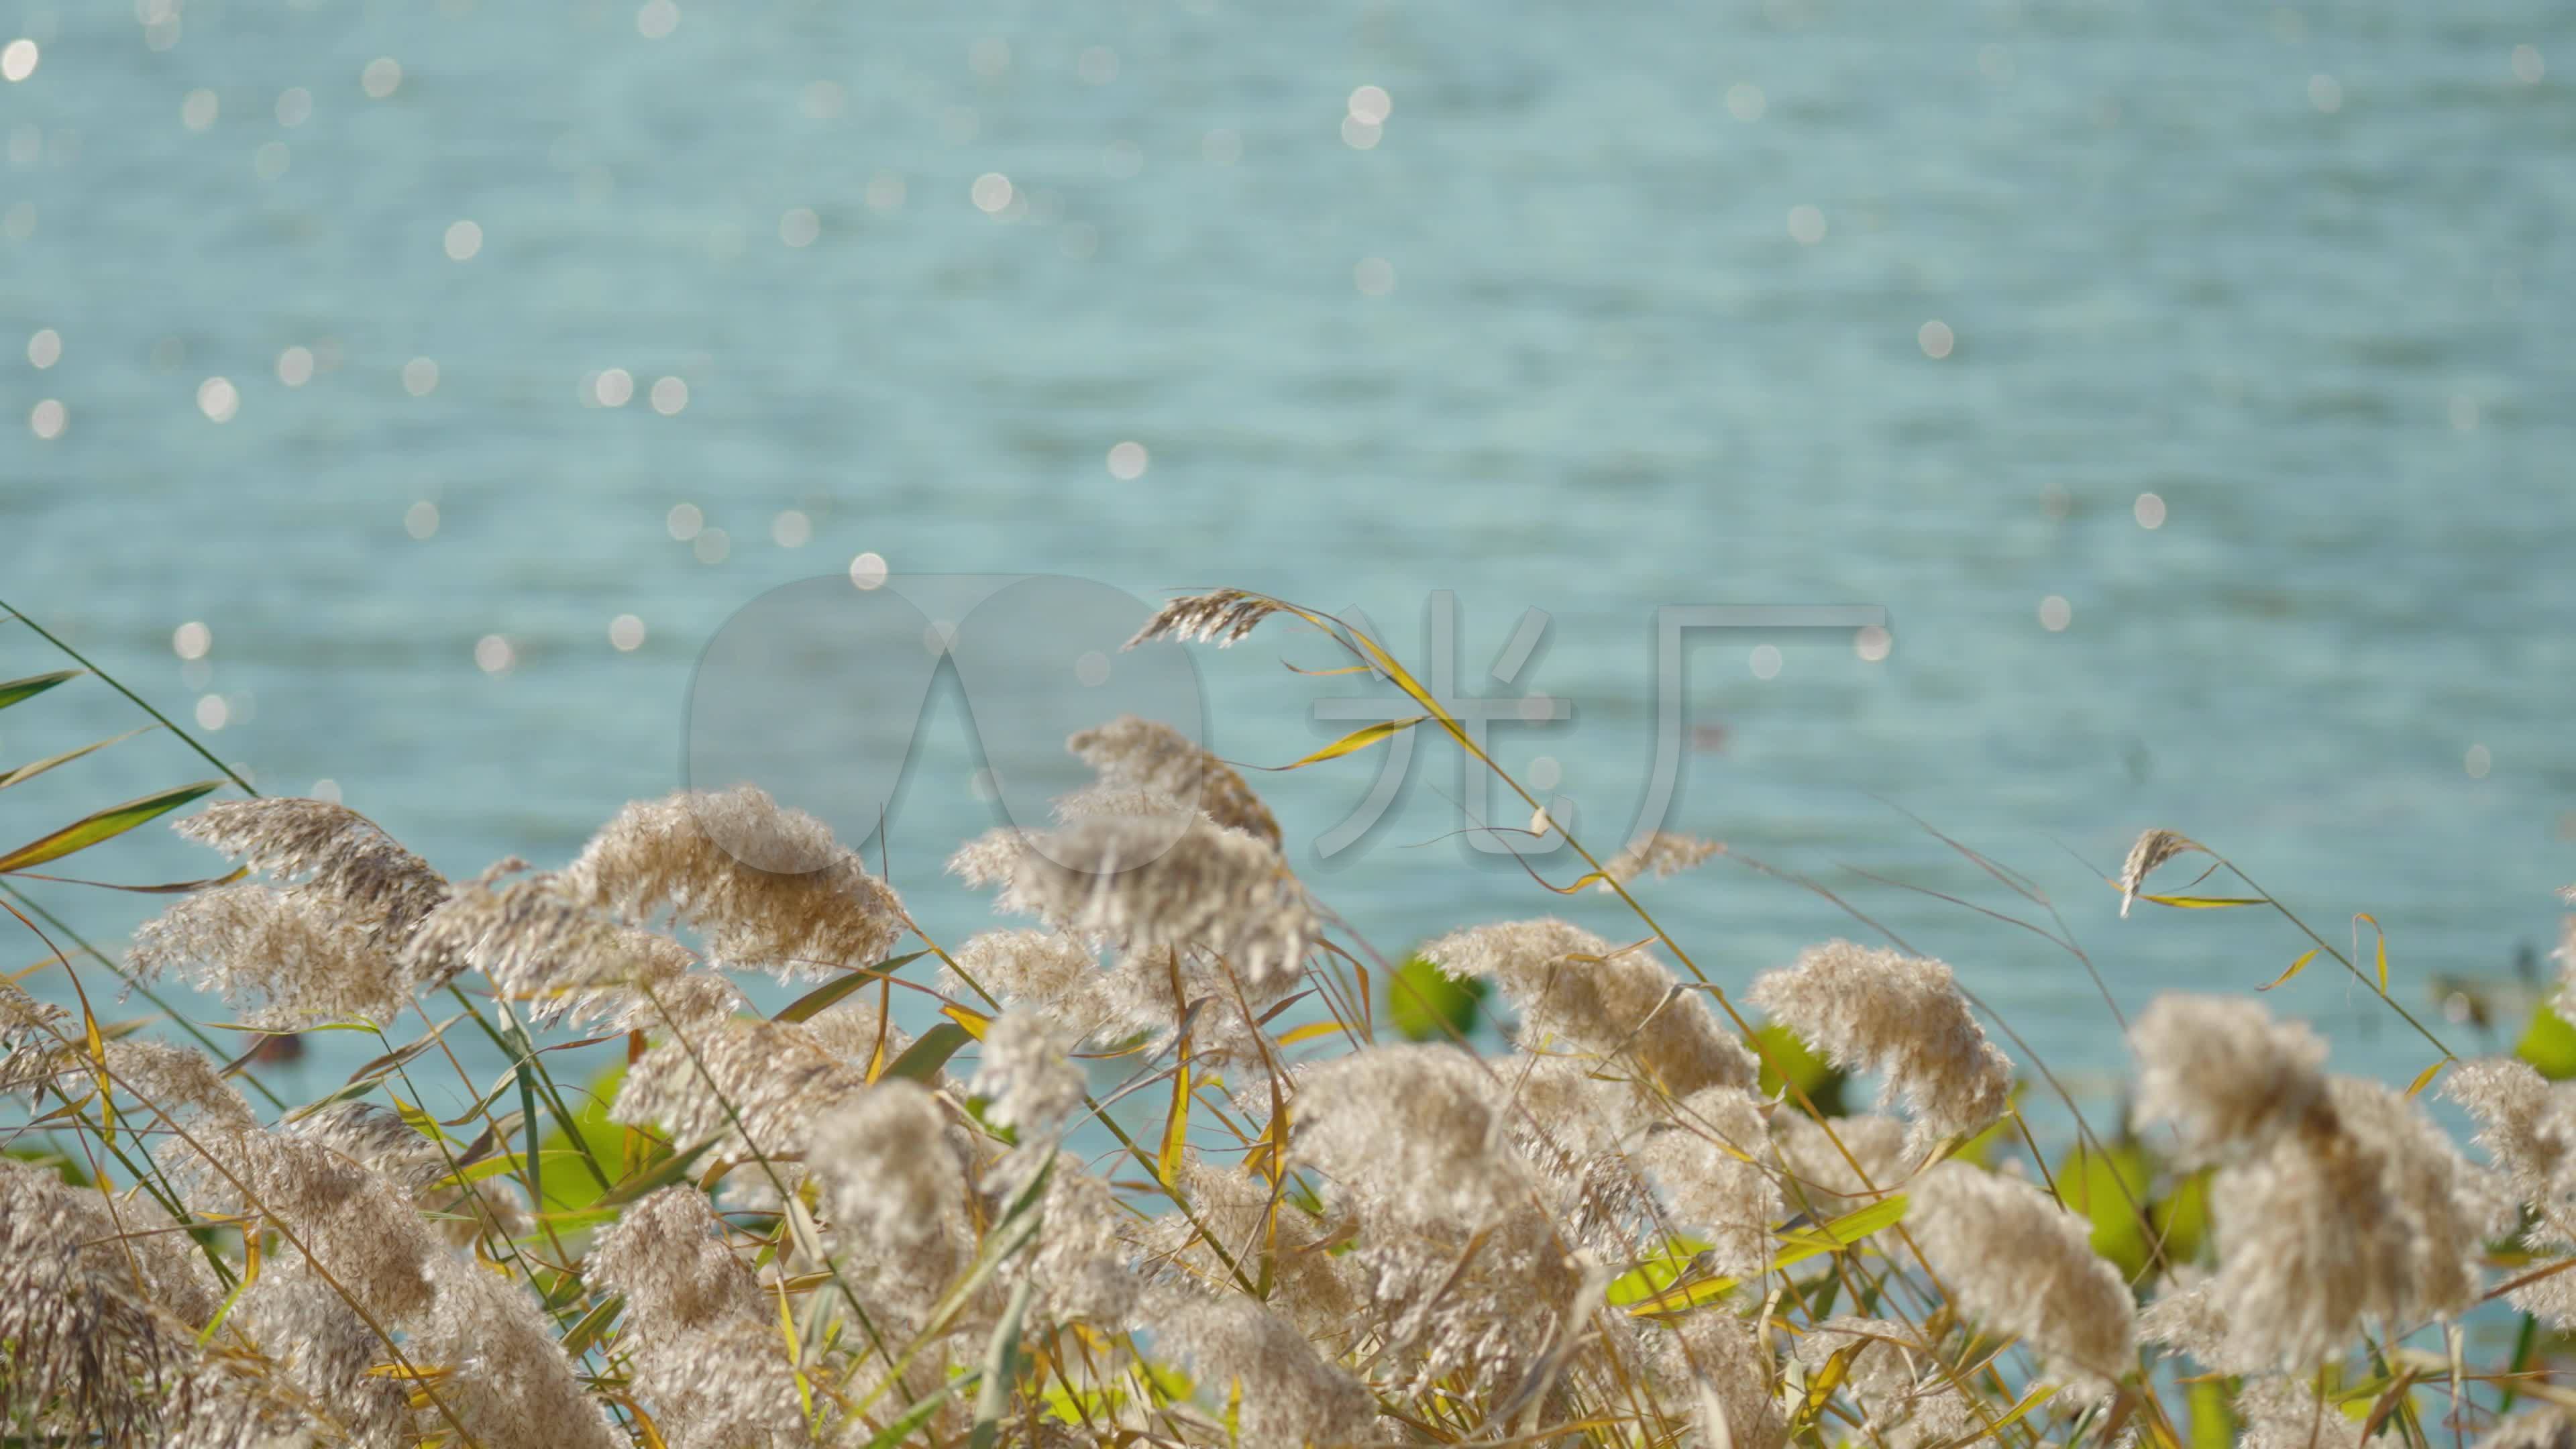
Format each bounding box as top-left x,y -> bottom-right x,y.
1634,1086 -> 1780,1280
1749,942 -> 2011,1152
1421,918 -> 1758,1098
2114,828 -> 2202,918
588,1187 -> 804,1449
1595,831 -> 1722,891
402,871 -> 720,1032
611,1012 -> 876,1161
1768,1110 -> 1911,1220
2188,1073 -> 2506,1368
412,1254 -> 621,1449
808,1078 -> 973,1320
1646,1308 -> 1788,1449
2129,994 -> 2330,1165
1148,1286 -> 1383,1448
1067,714 -> 1281,847
2235,1379 -> 2367,1449
176,796 -> 450,942
938,928 -> 1122,1046
1004,815 -> 1316,996
1292,1043 -> 1528,1230
1124,588 -> 1291,649
559,785 -> 905,979
1907,1161 -> 2136,1395
1791,1318 -> 1974,1449
2447,1057 -> 2576,1242
129,883 -> 418,1029
970,1010 -> 1088,1136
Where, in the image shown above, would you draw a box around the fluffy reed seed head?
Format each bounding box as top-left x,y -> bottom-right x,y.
1595,831 -> 1723,891
810,1077 -> 968,1260
559,786 -> 904,979
402,870 -> 720,1032
176,796 -> 450,941
1650,1308 -> 1788,1449
2188,1075 -> 2503,1371
1293,1043 -> 1528,1230
128,882 -> 419,1030
2116,828 -> 2204,918
2128,994 -> 2330,1165
2447,1057 -> 2576,1242
1148,1286 -> 1384,1448
412,1253 -> 621,1449
1908,1161 -> 2137,1394
1792,1317 -> 1975,1449
611,1012 -> 876,1161
969,1010 -> 1087,1136
1748,941 -> 2011,1152
1768,1110 -> 1911,1221
2235,1378 -> 2369,1449
1421,919 -> 1758,1099
1068,714 -> 1282,848
939,928 -> 1121,1045
1124,588 -> 1290,649
1004,814 -> 1316,996
1634,1086 -> 1781,1280
0,1162 -> 201,1442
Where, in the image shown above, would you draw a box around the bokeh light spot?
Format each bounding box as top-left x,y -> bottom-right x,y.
197,376 -> 240,423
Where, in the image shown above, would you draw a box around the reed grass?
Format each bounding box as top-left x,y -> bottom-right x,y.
0,588 -> 2569,1448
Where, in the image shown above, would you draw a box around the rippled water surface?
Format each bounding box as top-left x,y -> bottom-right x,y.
5,0 -> 2571,1094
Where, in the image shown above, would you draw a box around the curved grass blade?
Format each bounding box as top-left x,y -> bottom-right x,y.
970,1280 -> 1036,1449
0,668 -> 81,710
863,1371 -> 977,1449
1258,715 -> 1424,771
881,1020 -> 971,1083
0,780 -> 224,873
773,950 -> 930,1024
2355,912 -> 2388,994
2259,949 -> 2320,991
2406,1059 -> 2449,1099
8,865 -> 248,893
0,725 -> 152,790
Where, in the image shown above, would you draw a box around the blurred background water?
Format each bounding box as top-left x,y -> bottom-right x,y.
2,0 -> 2571,1105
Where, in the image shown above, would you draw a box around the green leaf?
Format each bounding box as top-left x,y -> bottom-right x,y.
0,727 -> 152,790
2054,1140 -> 2156,1281
2515,1002 -> 2576,1081
861,1373 -> 977,1449
2152,1167 -> 2212,1269
2259,949 -> 2320,991
559,1293 -> 625,1360
1265,715 -> 1425,771
1385,953 -> 1485,1042
774,951 -> 930,1024
0,780 -> 225,873
881,1021 -> 971,1083
1752,1020 -> 1848,1117
588,1134 -> 722,1213
2187,1377 -> 2235,1449
970,1280 -> 1036,1449
0,669 -> 81,711
1771,1192 -> 1910,1268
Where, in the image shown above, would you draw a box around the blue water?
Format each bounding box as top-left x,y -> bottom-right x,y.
4,0 -> 2572,1106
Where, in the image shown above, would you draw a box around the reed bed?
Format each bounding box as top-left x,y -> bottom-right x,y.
1,588 -> 2571,1448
